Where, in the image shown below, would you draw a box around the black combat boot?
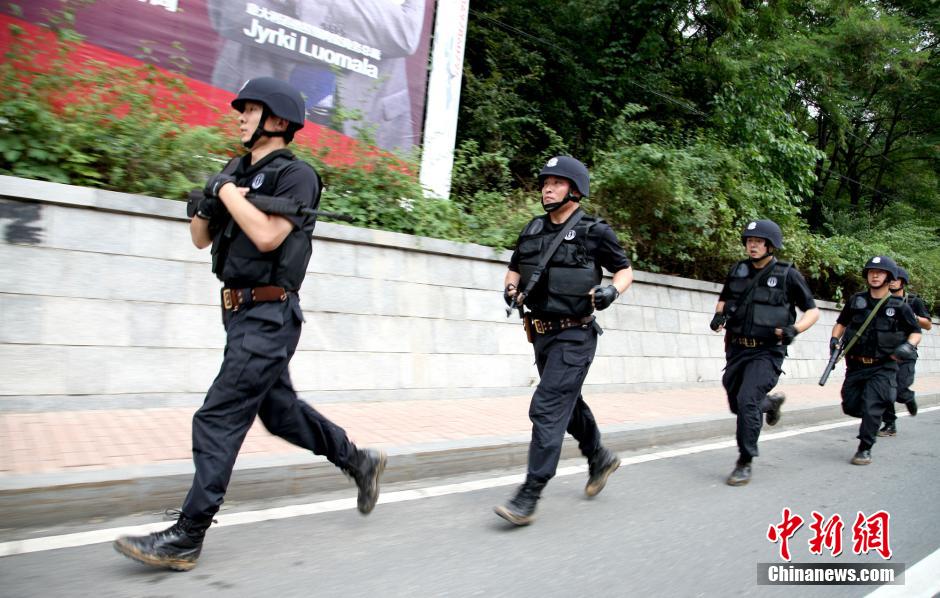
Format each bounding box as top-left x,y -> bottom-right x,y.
726,457 -> 752,486
113,511 -> 211,571
851,443 -> 872,465
494,477 -> 546,526
585,447 -> 621,497
905,399 -> 918,416
347,448 -> 387,515
765,393 -> 786,426
877,422 -> 897,437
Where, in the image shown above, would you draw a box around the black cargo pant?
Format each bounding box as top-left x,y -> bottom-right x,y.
526,323 -> 603,483
182,295 -> 357,521
882,358 -> 916,425
841,361 -> 897,449
721,346 -> 784,460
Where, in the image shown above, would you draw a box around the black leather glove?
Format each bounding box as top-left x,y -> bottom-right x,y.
203,173 -> 237,198
709,312 -> 727,332
186,189 -> 201,218
893,341 -> 918,361
195,195 -> 223,221
504,284 -> 518,307
780,325 -> 799,346
591,285 -> 619,311
829,337 -> 841,356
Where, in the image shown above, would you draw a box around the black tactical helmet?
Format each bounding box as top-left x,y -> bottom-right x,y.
862,256 -> 898,281
895,266 -> 910,285
232,77 -> 306,146
538,156 -> 590,198
740,219 -> 783,249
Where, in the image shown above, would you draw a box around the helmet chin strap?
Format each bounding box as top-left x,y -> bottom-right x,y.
749,247 -> 773,263
243,106 -> 289,149
543,191 -> 578,213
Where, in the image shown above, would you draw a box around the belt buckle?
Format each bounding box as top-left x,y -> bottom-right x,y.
743,338 -> 758,348
533,319 -> 545,334
222,288 -> 234,311
861,357 -> 875,365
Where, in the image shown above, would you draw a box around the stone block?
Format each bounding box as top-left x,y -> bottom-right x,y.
676,311 -> 691,334
667,287 -> 694,311
617,305 -> 645,332
676,334 -> 702,358
0,293 -> 43,344
0,345 -> 68,395
654,308 -> 680,331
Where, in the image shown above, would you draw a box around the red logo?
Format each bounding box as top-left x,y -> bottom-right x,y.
767,509 -> 892,560
808,511 -> 844,557
767,508 -> 805,562
852,511 -> 892,559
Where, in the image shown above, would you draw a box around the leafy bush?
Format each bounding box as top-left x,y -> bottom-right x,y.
0,22 -> 232,198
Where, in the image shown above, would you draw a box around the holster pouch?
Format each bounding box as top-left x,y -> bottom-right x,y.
523,313 -> 534,343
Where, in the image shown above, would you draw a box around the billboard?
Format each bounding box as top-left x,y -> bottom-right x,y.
3,0 -> 436,156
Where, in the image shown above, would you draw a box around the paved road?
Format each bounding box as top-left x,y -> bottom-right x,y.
2,411 -> 938,597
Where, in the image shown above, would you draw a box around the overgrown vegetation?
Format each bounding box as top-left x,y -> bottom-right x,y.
1,1 -> 938,310
457,0 -> 940,309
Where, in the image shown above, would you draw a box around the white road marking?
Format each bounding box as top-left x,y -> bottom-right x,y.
1,407 -> 937,558
866,545 -> 940,598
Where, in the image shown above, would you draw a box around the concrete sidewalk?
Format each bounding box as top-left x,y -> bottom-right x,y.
2,376 -> 939,529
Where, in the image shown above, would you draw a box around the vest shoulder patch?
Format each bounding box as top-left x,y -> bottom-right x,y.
852,294 -> 868,310
522,218 -> 545,236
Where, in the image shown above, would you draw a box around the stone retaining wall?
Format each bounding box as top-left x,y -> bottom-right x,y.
1,175 -> 936,409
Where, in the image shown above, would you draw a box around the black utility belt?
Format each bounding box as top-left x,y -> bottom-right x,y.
845,355 -> 890,367
527,314 -> 595,335
221,286 -> 289,312
728,335 -> 780,348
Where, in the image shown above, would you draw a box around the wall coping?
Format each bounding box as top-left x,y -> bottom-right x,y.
1,174 -> 841,306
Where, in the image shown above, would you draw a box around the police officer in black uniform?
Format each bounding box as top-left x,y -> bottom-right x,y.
878,266 -> 932,436
711,220 -> 820,486
114,78 -> 386,571
831,256 -> 922,465
495,156 -> 633,526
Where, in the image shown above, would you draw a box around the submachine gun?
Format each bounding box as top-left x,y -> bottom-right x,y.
818,334 -> 846,386
186,190 -> 355,225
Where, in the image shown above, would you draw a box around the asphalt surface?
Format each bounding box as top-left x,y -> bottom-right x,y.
2,410 -> 938,597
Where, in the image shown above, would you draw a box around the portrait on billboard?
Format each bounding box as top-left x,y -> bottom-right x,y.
208,0 -> 427,153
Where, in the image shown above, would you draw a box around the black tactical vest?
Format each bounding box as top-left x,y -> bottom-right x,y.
724,260 -> 795,339
211,150 -> 320,290
902,292 -> 920,307
844,294 -> 908,358
516,214 -> 603,316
